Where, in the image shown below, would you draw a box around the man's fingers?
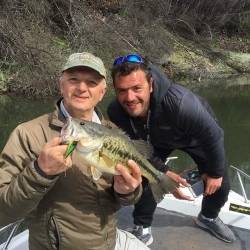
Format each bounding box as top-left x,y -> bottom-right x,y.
173,188 -> 194,201
179,193 -> 193,201
204,176 -> 222,196
114,175 -> 131,191
115,160 -> 142,190
167,171 -> 190,187
205,185 -> 215,195
127,160 -> 142,181
115,164 -> 132,182
45,137 -> 68,155
46,137 -> 68,155
178,177 -> 190,187
57,144 -> 69,155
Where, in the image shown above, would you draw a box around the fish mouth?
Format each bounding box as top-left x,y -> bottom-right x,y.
61,118 -> 83,143
61,118 -> 72,142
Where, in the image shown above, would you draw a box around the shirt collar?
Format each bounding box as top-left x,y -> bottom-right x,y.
60,100 -> 101,124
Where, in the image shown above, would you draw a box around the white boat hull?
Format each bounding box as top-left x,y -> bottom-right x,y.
158,189 -> 250,230
0,230 -> 29,250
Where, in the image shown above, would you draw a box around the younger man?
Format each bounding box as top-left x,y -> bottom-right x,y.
108,54 -> 236,246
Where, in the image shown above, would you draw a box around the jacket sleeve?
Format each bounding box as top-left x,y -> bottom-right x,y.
174,92 -> 226,177
114,185 -> 142,206
0,125 -> 58,227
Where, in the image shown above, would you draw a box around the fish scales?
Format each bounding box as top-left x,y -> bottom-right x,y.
102,135 -> 160,183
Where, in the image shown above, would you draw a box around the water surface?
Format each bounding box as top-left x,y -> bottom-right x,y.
0,75 -> 249,192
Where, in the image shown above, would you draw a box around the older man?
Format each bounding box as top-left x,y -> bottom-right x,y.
0,52 -> 149,250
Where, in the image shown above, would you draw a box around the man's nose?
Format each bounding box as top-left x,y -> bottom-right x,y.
78,81 -> 88,90
126,90 -> 135,101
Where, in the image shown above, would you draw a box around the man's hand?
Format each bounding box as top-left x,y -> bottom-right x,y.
37,137 -> 72,176
166,170 -> 193,200
202,174 -> 222,196
114,160 -> 142,194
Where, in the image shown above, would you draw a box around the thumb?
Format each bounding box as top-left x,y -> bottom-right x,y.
178,177 -> 190,187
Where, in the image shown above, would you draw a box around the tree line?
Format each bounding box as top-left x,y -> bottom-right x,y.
0,0 -> 249,97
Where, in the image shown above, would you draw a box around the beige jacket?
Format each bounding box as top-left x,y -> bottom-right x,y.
0,102 -> 141,250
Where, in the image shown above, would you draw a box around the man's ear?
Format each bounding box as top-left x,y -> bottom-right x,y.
99,82 -> 107,101
149,77 -> 153,93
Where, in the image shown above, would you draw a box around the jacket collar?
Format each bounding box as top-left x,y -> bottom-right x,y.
48,98 -> 105,129
149,63 -> 172,106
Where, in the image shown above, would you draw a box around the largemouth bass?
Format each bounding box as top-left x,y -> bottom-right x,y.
61,117 -> 177,202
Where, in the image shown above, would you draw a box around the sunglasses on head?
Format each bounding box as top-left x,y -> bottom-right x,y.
113,54 -> 144,66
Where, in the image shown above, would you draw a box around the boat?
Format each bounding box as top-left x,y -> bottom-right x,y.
158,165 -> 250,230
119,164 -> 250,250
0,220 -> 28,250
1,165 -> 249,250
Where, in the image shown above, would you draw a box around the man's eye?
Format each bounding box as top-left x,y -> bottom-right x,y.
134,87 -> 142,92
87,80 -> 98,86
69,78 -> 78,83
116,89 -> 126,94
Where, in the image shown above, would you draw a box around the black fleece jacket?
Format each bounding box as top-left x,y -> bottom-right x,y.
108,64 -> 226,178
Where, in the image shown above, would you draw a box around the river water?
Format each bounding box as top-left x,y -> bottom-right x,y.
0,75 -> 249,192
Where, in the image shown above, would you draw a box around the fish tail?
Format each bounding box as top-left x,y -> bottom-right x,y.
149,173 -> 177,203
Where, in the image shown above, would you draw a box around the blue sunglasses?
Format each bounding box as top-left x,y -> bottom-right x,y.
113,54 -> 144,66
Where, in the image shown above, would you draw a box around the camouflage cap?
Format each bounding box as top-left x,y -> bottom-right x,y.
62,52 -> 106,79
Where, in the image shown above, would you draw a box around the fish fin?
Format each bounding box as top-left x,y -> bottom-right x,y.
149,173 -> 177,203
99,152 -> 114,167
65,141 -> 78,158
108,127 -> 153,157
87,166 -> 92,176
110,127 -> 127,136
90,166 -> 102,181
132,139 -> 153,158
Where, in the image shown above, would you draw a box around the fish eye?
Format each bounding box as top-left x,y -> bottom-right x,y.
80,122 -> 85,126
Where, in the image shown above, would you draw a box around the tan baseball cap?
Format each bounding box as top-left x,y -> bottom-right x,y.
62,52 -> 106,79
